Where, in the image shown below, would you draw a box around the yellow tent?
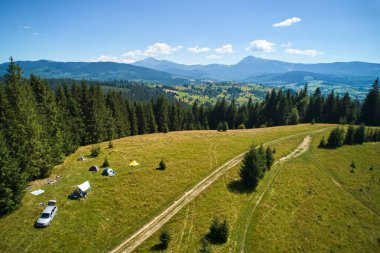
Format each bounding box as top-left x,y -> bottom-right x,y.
129,160 -> 140,167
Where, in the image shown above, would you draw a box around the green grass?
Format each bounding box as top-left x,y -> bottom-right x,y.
135,134 -> 311,253
135,130 -> 380,253
0,124 -> 329,253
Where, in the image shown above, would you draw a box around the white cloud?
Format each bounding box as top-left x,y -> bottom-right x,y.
281,42 -> 292,48
22,25 -> 31,29
32,32 -> 38,36
207,54 -> 223,59
273,17 -> 301,27
121,50 -> 143,58
285,48 -> 322,57
144,42 -> 182,56
246,40 -> 276,53
214,44 -> 234,54
121,42 -> 182,58
187,46 -> 210,53
89,55 -> 135,63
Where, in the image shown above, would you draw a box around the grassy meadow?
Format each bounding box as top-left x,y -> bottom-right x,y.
0,124 -> 329,253
136,130 -> 380,253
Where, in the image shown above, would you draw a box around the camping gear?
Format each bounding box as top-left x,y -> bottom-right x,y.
129,160 -> 139,167
89,165 -> 100,172
69,181 -> 91,200
78,155 -> 86,161
31,189 -> 45,196
102,167 -> 116,176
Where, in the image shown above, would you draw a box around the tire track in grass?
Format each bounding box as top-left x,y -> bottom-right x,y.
311,159 -> 380,219
236,135 -> 313,253
110,129 -> 329,253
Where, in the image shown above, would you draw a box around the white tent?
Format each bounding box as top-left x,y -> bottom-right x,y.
77,181 -> 91,192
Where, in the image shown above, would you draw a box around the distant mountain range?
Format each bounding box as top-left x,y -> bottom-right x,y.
1,56 -> 379,87
133,56 -> 380,87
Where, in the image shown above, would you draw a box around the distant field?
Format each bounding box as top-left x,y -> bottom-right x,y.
0,124 -> 328,253
135,130 -> 380,253
163,83 -> 271,105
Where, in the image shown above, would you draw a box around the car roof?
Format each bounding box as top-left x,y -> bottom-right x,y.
42,205 -> 56,213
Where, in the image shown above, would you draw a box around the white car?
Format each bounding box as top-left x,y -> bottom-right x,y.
35,200 -> 58,227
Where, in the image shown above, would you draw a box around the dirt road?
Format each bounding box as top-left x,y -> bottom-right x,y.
238,135 -> 312,253
110,129 -> 327,253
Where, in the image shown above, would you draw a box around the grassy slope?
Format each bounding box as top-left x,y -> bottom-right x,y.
135,135 -> 310,252
136,131 -> 380,253
0,124 -> 328,253
243,135 -> 380,253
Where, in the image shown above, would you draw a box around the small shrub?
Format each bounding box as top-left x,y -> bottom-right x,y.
159,159 -> 166,170
237,124 -> 245,129
159,229 -> 171,249
207,217 -> 229,244
350,161 -> 356,173
90,145 -> 101,157
311,118 -> 316,125
222,121 -> 228,131
108,141 -> 114,149
369,167 -> 373,171
102,156 -> 110,167
163,123 -> 169,133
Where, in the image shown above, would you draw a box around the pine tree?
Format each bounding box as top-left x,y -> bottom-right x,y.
30,75 -> 64,172
327,127 -> 345,148
3,58 -> 46,179
0,131 -> 28,216
361,79 -> 380,126
135,103 -> 148,135
354,124 -> 366,144
159,229 -> 171,249
238,145 -> 266,190
345,125 -> 356,145
288,107 -> 300,125
207,217 -> 229,244
266,146 -> 274,169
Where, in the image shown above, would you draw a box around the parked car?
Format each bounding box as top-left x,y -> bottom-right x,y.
35,200 -> 58,227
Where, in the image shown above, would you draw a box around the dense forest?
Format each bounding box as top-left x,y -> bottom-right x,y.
0,59 -> 379,215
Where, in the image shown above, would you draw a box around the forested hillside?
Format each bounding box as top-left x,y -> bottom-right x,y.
0,60 -> 379,216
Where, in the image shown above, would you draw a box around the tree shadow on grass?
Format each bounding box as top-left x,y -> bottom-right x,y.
150,243 -> 166,251
227,180 -> 255,194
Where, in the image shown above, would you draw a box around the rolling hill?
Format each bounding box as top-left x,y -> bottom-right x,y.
0,60 -> 191,85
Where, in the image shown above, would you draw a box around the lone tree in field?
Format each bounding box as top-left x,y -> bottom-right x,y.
159,229 -> 171,249
239,145 -> 266,190
159,159 -> 166,170
207,216 -> 229,244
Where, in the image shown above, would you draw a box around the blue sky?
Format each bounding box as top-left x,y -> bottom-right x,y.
0,0 -> 379,64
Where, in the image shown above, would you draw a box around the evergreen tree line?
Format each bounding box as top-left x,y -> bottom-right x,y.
320,124 -> 380,149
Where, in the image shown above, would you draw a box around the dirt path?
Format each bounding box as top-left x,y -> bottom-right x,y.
110,129 -> 328,253
237,135 -> 312,253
